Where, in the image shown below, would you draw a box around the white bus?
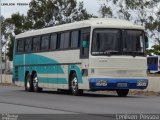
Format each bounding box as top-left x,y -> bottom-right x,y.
13,18 -> 148,97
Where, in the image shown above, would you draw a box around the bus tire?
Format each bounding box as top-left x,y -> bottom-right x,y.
70,73 -> 83,96
116,89 -> 129,97
25,73 -> 33,92
32,73 -> 42,92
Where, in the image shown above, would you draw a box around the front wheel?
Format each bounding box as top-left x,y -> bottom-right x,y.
70,73 -> 83,96
116,89 -> 129,97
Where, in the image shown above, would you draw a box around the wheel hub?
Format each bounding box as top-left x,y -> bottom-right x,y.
71,77 -> 78,91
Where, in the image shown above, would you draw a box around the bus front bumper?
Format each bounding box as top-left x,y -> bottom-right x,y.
89,78 -> 148,91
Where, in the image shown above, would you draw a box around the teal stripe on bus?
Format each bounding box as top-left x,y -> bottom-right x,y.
38,78 -> 68,84
14,54 -> 83,84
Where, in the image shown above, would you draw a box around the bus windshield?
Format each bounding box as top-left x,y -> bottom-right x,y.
147,57 -> 158,65
92,29 -> 120,55
123,30 -> 144,55
92,29 -> 145,56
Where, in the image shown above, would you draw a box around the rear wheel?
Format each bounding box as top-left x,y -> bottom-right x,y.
25,73 -> 33,92
70,73 -> 83,96
116,89 -> 129,97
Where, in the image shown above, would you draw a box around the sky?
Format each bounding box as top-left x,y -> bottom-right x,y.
1,0 -> 159,48
1,0 -> 100,18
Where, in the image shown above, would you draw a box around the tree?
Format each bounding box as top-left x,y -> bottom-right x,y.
28,0 -> 94,29
3,0 -> 95,61
6,34 -> 14,61
1,13 -> 28,61
99,0 -> 160,55
99,0 -> 159,25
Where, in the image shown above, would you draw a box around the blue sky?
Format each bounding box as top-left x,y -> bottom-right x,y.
1,0 -> 100,18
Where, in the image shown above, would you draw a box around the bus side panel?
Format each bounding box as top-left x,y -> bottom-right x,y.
57,65 -> 68,89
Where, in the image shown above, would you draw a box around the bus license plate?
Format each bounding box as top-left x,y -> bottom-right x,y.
117,83 -> 128,87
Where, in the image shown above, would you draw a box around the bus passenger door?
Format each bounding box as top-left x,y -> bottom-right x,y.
80,28 -> 90,89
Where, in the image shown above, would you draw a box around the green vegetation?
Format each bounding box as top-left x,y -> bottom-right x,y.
1,0 -> 94,61
1,0 -> 160,60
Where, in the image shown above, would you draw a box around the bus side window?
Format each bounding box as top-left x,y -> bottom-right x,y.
17,39 -> 24,53
80,28 -> 90,58
60,32 -> 70,49
25,38 -> 32,53
50,34 -> 57,50
33,36 -> 41,52
71,31 -> 80,48
41,35 -> 50,51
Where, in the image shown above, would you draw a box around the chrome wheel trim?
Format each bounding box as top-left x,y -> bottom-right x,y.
71,77 -> 78,92
26,77 -> 30,89
33,76 -> 38,88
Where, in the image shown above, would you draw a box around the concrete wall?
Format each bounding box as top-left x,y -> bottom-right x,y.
0,74 -> 12,84
0,75 -> 160,92
147,77 -> 160,92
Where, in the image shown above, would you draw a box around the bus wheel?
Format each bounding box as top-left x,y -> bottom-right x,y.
25,73 -> 33,92
33,73 -> 42,92
70,73 -> 83,96
116,89 -> 129,97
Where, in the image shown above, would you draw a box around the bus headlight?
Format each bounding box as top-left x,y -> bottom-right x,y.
137,80 -> 147,87
96,80 -> 107,86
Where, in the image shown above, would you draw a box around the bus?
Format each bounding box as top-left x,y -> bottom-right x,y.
13,18 -> 149,97
147,56 -> 160,73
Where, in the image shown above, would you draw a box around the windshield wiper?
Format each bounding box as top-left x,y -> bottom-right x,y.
104,50 -> 119,55
92,50 -> 118,56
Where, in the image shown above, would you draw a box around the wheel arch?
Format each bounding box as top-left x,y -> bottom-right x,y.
31,70 -> 37,79
69,70 -> 76,87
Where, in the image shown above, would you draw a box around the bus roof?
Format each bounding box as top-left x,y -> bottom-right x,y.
16,18 -> 144,39
147,56 -> 159,58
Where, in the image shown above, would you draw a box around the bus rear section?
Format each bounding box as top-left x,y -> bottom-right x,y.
147,56 -> 160,73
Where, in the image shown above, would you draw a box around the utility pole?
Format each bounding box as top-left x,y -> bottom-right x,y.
0,0 -> 2,83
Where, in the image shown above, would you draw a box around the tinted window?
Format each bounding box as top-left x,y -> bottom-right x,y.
71,31 -> 79,48
60,33 -> 65,49
92,29 -> 120,55
60,32 -> 70,49
82,33 -> 90,57
123,30 -> 144,53
41,35 -> 50,50
80,28 -> 90,58
50,34 -> 57,50
25,38 -> 32,52
17,40 -> 24,53
33,37 -> 40,51
64,32 -> 70,49
147,57 -> 158,64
